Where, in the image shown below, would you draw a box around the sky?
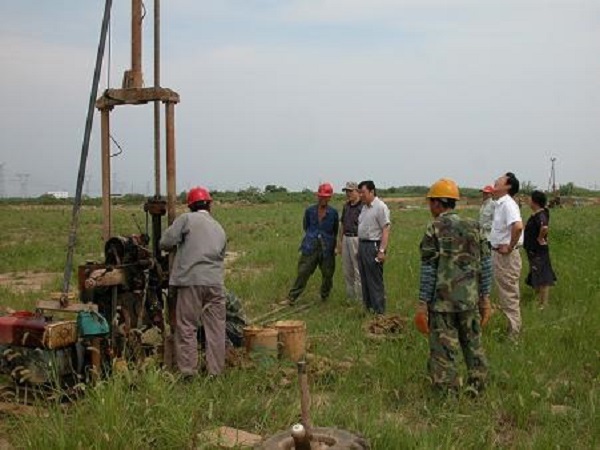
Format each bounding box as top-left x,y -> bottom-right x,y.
1,0 -> 599,197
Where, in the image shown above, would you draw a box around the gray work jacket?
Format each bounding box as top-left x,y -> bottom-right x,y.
160,210 -> 226,287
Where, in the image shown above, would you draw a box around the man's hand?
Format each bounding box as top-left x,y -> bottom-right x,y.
479,295 -> 491,327
414,301 -> 429,334
375,249 -> 386,264
497,244 -> 512,254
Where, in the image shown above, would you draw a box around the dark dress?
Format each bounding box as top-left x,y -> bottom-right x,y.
524,208 -> 557,288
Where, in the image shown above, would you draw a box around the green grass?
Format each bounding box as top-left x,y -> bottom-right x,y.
1,202 -> 599,448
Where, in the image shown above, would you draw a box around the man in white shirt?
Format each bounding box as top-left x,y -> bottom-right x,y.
357,180 -> 391,314
489,172 -> 524,339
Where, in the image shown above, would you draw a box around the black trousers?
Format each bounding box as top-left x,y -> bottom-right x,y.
358,240 -> 385,314
288,242 -> 335,301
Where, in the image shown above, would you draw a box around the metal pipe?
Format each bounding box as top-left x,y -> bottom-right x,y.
90,337 -> 102,383
101,108 -> 112,241
61,0 -> 113,304
165,102 -> 176,225
291,424 -> 312,450
153,0 -> 161,196
131,0 -> 143,88
297,361 -> 313,439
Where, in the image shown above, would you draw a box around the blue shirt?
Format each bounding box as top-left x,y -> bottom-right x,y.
299,205 -> 339,256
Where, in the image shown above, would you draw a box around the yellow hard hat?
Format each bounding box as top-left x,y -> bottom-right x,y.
426,178 -> 460,200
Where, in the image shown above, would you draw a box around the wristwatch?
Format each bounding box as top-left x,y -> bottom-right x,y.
378,248 -> 386,254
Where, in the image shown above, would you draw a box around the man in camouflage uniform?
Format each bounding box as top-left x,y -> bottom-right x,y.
199,290 -> 247,348
223,291 -> 247,347
414,179 -> 492,394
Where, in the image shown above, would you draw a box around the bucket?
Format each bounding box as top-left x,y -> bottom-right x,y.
273,320 -> 306,362
243,326 -> 279,358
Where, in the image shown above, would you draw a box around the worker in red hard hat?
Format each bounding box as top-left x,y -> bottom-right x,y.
479,184 -> 496,243
281,182 -> 339,305
160,186 -> 227,378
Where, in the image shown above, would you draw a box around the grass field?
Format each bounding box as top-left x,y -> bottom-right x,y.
0,201 -> 599,449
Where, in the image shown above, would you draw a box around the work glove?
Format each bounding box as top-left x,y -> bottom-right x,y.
479,295 -> 491,327
414,301 -> 429,335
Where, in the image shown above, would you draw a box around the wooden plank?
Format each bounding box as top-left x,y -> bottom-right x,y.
36,300 -> 97,313
96,87 -> 180,109
49,292 -> 76,301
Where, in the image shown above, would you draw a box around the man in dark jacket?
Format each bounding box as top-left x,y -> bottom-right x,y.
283,183 -> 339,305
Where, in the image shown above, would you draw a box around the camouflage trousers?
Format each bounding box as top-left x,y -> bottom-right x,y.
428,310 -> 488,393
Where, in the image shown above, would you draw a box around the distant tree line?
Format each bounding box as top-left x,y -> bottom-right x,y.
1,183 -> 598,206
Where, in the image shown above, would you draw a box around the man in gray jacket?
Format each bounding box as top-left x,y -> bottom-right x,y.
160,186 -> 227,377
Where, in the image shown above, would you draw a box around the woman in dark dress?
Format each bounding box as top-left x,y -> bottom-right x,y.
524,190 -> 557,308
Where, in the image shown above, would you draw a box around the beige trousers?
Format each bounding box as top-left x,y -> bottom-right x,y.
492,250 -> 522,334
342,236 -> 362,301
175,285 -> 226,376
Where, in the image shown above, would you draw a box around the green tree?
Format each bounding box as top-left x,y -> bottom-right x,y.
264,184 -> 288,193
559,182 -> 574,196
520,180 -> 537,195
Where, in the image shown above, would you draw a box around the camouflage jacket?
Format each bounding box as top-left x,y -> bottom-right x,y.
419,211 -> 492,312
224,291 -> 247,347
198,290 -> 247,347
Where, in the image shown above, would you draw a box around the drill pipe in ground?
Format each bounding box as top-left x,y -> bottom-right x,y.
291,423 -> 312,450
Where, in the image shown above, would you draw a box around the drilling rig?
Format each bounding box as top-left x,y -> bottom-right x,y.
0,0 -> 179,392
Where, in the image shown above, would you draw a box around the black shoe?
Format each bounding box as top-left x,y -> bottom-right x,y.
180,374 -> 196,383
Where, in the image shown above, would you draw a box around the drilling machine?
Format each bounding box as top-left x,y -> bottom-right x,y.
0,0 -> 179,393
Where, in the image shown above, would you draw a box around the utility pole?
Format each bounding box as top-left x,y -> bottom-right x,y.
547,157 -> 562,208
16,173 -> 30,198
547,157 -> 557,194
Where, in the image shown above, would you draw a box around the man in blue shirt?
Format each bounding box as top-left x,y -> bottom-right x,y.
283,183 -> 339,305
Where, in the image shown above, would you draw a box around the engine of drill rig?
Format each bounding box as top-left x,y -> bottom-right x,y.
76,233 -> 169,371
0,234 -> 169,388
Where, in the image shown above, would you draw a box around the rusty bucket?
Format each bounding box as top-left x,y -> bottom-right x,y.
273,320 -> 306,362
243,326 -> 279,358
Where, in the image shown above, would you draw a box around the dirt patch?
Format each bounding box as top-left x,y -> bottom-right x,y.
0,272 -> 60,294
364,314 -> 408,339
224,251 -> 243,267
275,354 -> 354,387
224,251 -> 273,279
0,437 -> 13,450
225,347 -> 254,370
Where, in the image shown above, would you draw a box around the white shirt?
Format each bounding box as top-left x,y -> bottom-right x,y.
357,197 -> 390,240
489,194 -> 523,248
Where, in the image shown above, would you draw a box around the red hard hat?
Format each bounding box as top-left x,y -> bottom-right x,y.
187,186 -> 212,205
317,183 -> 334,198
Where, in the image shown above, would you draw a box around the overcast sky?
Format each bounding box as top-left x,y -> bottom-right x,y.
1,1 -> 599,196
